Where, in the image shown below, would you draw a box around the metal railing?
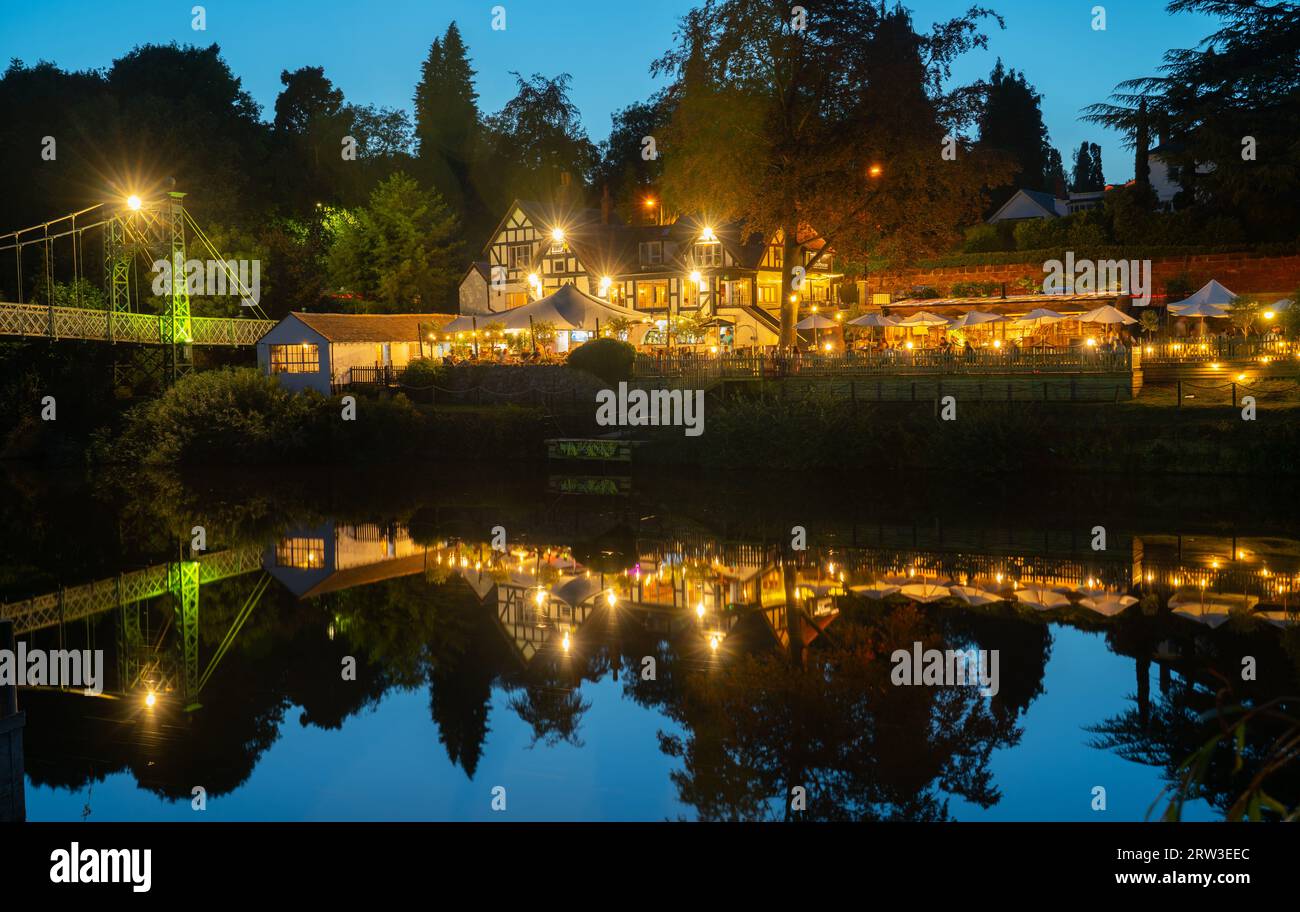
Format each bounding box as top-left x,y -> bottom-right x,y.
634,347 -> 1133,381
1138,335 -> 1294,364
0,301 -> 274,346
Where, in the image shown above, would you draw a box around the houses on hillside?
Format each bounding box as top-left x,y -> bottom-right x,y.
457,199 -> 843,348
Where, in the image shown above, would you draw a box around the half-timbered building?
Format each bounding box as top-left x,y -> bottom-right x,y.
458,199 -> 842,348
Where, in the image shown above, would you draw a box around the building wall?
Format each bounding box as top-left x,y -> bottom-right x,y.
865,252 -> 1300,301
459,271 -> 490,314
256,317 -> 332,395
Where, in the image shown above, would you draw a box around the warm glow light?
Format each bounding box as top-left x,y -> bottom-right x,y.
905,340 -> 914,350
145,691 -> 157,708
709,633 -> 721,652
606,590 -> 617,607
1236,373 -> 1246,381
690,270 -> 702,285
868,164 -> 883,178
126,194 -> 143,211
700,226 -> 716,242
644,197 -> 656,208
527,273 -> 539,287
695,601 -> 705,618
1264,311 -> 1275,320
534,589 -> 546,607
993,339 -> 1002,349
823,342 -> 833,351
599,276 -> 612,295
1086,337 -> 1097,347
551,227 -> 565,243
562,631 -> 571,651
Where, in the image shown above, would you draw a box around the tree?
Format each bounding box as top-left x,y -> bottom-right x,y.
594,99 -> 667,221
272,66 -> 351,211
976,60 -> 1064,211
326,172 -> 461,311
413,22 -> 481,220
1083,0 -> 1300,240
483,73 -> 599,209
653,1 -> 1008,347
1071,142 -> 1105,192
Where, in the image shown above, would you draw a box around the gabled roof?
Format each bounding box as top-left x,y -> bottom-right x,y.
288,312 -> 455,343
988,188 -> 1064,223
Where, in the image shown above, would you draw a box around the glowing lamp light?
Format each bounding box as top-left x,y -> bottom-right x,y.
606,590 -> 617,607
551,227 -> 565,243
644,197 -> 656,208
823,342 -> 833,351
1264,311 -> 1275,320
1086,337 -> 1097,347
709,633 -> 721,652
534,589 -> 546,607
993,339 -> 1002,349
700,226 -> 717,242
695,601 -> 705,619
599,276 -> 612,295
145,691 -> 157,708
527,273 -> 540,287
1236,373 -> 1246,382
562,631 -> 571,652
868,164 -> 884,178
126,194 -> 143,211
905,340 -> 914,350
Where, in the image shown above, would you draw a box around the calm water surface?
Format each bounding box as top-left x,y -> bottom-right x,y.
5,467 -> 1298,822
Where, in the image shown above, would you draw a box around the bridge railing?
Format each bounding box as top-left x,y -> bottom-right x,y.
0,302 -> 275,347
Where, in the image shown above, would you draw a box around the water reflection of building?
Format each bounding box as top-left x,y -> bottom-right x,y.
265,522 -> 427,598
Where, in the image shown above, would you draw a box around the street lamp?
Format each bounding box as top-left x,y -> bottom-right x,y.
126,194 -> 142,211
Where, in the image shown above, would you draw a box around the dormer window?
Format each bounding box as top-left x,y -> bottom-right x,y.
639,241 -> 663,267
694,242 -> 722,267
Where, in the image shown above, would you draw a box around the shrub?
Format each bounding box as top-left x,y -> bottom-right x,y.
401,357 -> 443,388
566,337 -> 636,385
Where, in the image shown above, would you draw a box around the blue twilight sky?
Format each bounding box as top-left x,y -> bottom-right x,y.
0,0 -> 1219,184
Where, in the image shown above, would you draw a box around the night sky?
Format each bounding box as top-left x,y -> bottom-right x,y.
0,1 -> 1218,183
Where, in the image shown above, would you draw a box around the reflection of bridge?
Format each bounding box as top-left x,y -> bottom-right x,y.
0,546 -> 267,708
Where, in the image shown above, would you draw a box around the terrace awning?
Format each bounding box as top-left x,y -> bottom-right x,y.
895,311 -> 953,327
1168,279 -> 1236,314
949,311 -> 1010,328
490,284 -> 650,332
847,312 -> 898,327
1078,304 -> 1138,325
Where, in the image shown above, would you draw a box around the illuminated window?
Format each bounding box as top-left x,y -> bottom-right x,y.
758,285 -> 778,305
694,242 -> 722,267
270,343 -> 320,373
507,245 -> 531,271
639,242 -> 663,267
506,292 -> 527,308
276,537 -> 325,569
636,280 -> 669,309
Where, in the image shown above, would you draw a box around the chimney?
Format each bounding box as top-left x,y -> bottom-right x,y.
601,184 -> 612,225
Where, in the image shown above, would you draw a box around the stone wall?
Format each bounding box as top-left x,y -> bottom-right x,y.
863,252 -> 1300,301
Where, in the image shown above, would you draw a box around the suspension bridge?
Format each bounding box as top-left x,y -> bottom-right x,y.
0,189 -> 277,382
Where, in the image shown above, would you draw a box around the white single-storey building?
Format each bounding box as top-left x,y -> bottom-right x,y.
256,312 -> 454,394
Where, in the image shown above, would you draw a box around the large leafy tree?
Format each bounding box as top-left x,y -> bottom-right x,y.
327,172 -> 461,311
1083,0 -> 1300,239
594,99 -> 668,222
482,73 -> 600,210
976,59 -> 1066,209
653,1 -> 1009,347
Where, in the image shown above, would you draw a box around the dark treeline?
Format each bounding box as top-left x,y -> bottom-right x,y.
1,1 -> 1296,318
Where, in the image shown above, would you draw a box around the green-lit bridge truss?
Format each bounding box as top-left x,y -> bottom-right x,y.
0,547 -> 268,709
0,191 -> 274,382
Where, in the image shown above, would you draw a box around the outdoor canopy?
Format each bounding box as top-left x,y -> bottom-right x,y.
481,283 -> 650,332
1015,307 -> 1066,326
1078,304 -> 1138,325
894,311 -> 953,327
846,312 -> 898,327
949,311 -> 1010,328
1168,279 -> 1237,314
795,313 -> 841,329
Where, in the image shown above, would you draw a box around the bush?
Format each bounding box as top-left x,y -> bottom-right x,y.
401,357 -> 443,388
963,224 -> 1005,253
107,367 -> 324,464
566,337 -> 636,385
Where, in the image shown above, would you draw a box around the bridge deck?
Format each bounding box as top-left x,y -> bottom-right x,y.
0,547 -> 264,633
0,302 -> 275,346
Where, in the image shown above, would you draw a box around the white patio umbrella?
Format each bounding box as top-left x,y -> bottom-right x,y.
1016,307 -> 1066,327
949,311 -> 1010,329
949,585 -> 1004,607
1078,593 -> 1140,616
895,311 -> 953,327
900,582 -> 951,603
796,312 -> 840,351
1014,586 -> 1071,610
849,582 -> 901,600
847,312 -> 898,327
1170,300 -> 1229,336
1168,279 -> 1237,314
1254,609 -> 1295,629
1079,304 -> 1138,325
